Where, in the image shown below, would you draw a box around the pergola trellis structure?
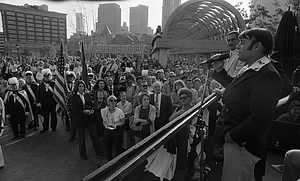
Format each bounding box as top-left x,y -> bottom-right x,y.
152,0 -> 246,67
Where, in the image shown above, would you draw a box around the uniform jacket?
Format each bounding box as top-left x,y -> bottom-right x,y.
37,81 -> 57,115
212,61 -> 282,158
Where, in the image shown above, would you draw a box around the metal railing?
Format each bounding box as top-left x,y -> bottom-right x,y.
82,92 -> 221,181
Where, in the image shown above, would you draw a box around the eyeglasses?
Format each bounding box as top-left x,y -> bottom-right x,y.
179,96 -> 188,101
109,99 -> 116,102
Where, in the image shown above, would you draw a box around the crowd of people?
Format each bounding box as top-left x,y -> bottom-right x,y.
0,27 -> 299,181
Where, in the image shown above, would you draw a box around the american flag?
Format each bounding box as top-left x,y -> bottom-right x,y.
54,43 -> 66,113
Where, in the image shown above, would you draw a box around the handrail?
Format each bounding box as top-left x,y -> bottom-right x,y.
82,92 -> 221,181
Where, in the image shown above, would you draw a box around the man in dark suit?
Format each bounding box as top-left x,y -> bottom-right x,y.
211,28 -> 283,181
150,81 -> 173,131
106,76 -> 120,99
37,69 -> 57,133
24,71 -> 39,130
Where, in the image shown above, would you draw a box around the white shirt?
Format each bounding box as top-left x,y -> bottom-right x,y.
154,93 -> 161,117
77,92 -> 85,106
237,56 -> 271,76
101,107 -> 125,128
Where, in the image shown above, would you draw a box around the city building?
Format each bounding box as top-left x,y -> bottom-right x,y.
76,13 -> 85,34
162,0 -> 181,29
121,22 -> 129,34
96,3 -> 121,35
0,3 -> 67,57
129,5 -> 148,35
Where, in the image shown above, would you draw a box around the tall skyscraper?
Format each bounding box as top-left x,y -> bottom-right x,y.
130,5 -> 148,35
76,13 -> 85,34
162,0 -> 181,29
96,3 -> 121,35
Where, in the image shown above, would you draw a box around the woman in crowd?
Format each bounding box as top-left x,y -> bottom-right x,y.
92,79 -> 108,99
101,95 -> 125,161
169,88 -> 206,180
170,80 -> 186,109
132,92 -> 156,144
71,80 -> 103,160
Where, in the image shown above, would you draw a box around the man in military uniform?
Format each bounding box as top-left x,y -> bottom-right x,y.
24,71 -> 39,130
5,77 -> 32,139
37,69 -> 57,132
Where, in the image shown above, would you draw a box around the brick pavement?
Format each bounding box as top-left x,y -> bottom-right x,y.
0,118 -> 285,181
0,120 -> 106,181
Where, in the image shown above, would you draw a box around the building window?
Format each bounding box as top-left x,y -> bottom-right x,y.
58,18 -> 65,23
27,27 -> 34,31
19,35 -> 26,39
7,25 -> 16,29
35,15 -> 42,19
27,23 -> 34,27
58,22 -> 65,26
36,32 -> 43,36
26,14 -> 34,18
8,30 -> 17,34
44,33 -> 50,36
35,24 -> 42,28
27,18 -> 34,23
35,20 -> 42,24
36,36 -> 43,40
59,26 -> 65,30
17,17 -> 25,21
6,11 -> 15,16
44,37 -> 50,40
51,17 -> 57,21
43,16 -> 50,20
28,36 -> 35,39
17,13 -> 25,17
51,25 -> 58,29
44,25 -> 50,29
18,31 -> 26,34
7,20 -> 16,25
27,32 -> 35,35
18,26 -> 26,30
36,28 -> 42,32
9,34 -> 17,38
6,16 -> 16,20
44,29 -> 50,32
17,22 -> 26,26
52,29 -> 58,33
44,21 -> 50,25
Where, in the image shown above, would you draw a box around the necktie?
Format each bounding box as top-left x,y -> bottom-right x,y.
155,94 -> 159,117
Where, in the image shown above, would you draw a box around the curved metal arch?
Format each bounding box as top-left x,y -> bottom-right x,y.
163,0 -> 246,40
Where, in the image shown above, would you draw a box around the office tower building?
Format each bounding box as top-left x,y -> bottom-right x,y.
96,3 -> 121,35
130,5 -> 148,35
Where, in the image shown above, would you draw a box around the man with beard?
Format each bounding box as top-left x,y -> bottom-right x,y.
37,69 -> 57,133
23,71 -> 39,130
4,77 -> 32,139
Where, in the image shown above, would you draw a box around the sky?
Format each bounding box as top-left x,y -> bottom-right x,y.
0,0 -> 250,37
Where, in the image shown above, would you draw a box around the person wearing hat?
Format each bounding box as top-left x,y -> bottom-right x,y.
87,72 -> 95,92
37,69 -> 57,133
277,100 -> 300,124
24,71 -> 39,130
4,77 -> 32,139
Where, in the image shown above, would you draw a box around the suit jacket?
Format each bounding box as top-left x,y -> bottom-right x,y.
24,82 -> 39,106
71,93 -> 94,127
150,93 -> 173,131
212,62 -> 282,158
37,81 -> 56,114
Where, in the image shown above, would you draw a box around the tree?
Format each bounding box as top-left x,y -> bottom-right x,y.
287,0 -> 300,25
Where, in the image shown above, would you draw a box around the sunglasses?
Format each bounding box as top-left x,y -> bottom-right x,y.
109,99 -> 116,102
179,96 -> 188,101
142,85 -> 148,88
